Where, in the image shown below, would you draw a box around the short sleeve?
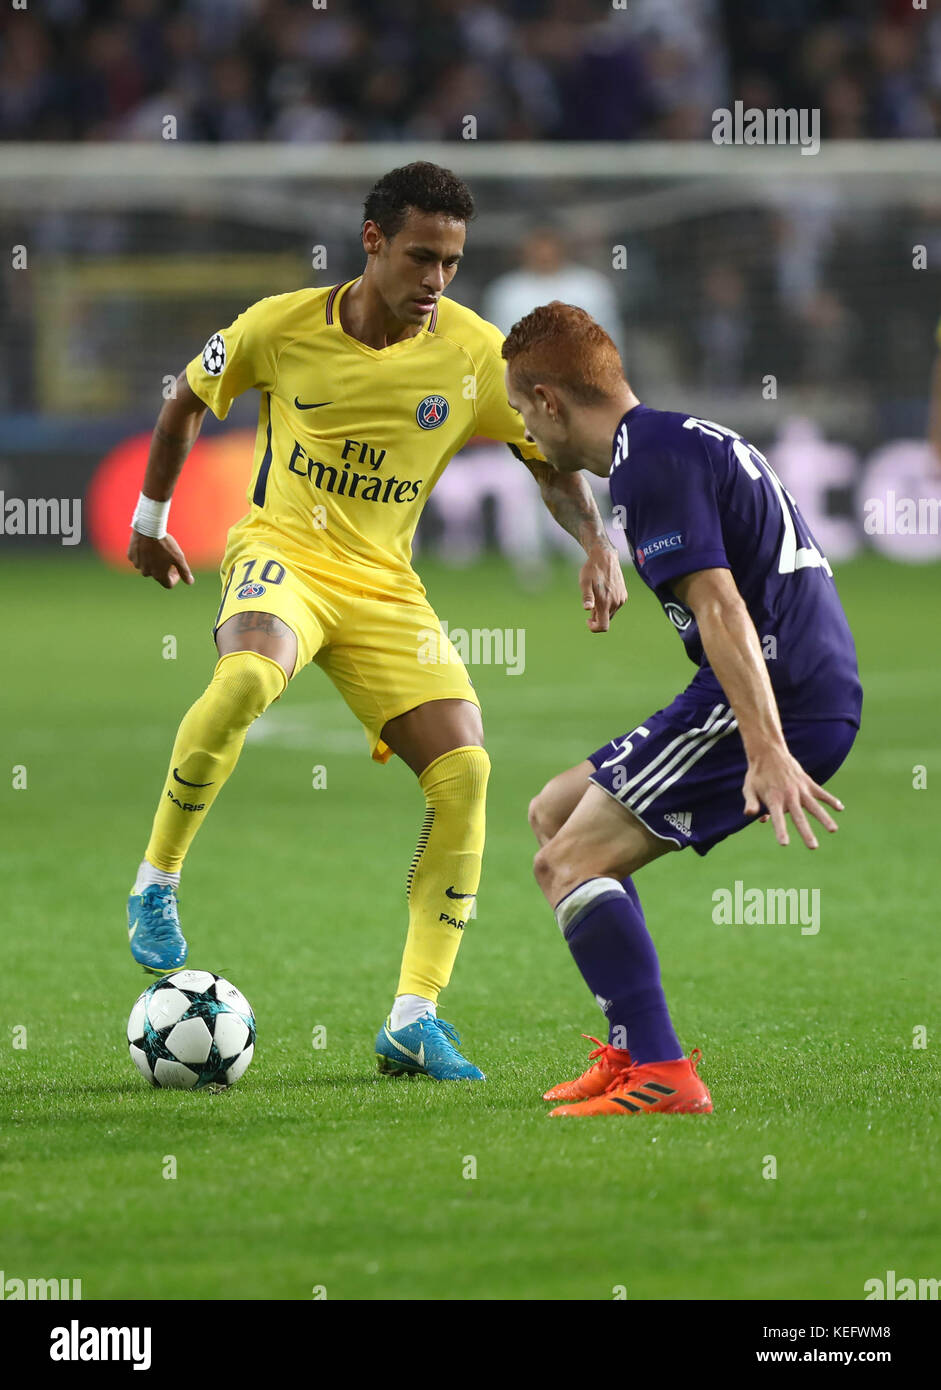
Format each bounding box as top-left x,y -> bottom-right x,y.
472,319 -> 545,464
614,444 -> 729,590
185,299 -> 278,420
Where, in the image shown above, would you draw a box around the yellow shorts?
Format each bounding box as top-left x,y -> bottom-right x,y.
212,542 -> 479,763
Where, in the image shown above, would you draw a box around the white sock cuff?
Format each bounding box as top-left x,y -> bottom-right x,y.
554,877 -> 625,937
133,859 -> 181,893
390,994 -> 437,1031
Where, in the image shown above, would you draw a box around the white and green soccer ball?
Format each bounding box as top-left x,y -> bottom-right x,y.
127,970 -> 255,1090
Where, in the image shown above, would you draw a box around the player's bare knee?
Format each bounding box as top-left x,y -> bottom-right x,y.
528,781 -> 564,845
534,841 -> 585,909
533,840 -> 560,893
528,791 -> 549,843
532,842 -> 549,888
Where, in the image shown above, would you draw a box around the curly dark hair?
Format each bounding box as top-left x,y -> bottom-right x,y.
363,162 -> 475,239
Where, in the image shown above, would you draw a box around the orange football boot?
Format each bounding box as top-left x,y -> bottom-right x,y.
542,1034 -> 632,1102
549,1048 -> 712,1116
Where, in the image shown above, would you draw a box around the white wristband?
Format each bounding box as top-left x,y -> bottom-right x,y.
131,493 -> 171,539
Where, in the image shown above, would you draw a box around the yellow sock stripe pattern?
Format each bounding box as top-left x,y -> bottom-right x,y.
396,744 -> 491,1001
145,650 -> 287,874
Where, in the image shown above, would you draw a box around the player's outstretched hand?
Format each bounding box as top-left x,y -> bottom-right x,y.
743,745 -> 844,849
580,545 -> 627,632
128,531 -> 195,590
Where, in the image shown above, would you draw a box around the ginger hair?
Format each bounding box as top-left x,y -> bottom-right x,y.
501,301 -> 624,405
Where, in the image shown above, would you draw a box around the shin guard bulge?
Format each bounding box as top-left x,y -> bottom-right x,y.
145,651 -> 286,873
396,745 -> 490,1001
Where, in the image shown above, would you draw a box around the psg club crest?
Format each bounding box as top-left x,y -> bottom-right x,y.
416,394 -> 449,429
202,332 -> 226,375
236,582 -> 266,600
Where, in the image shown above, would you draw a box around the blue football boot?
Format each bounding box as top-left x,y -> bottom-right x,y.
127,883 -> 188,974
375,1013 -> 485,1081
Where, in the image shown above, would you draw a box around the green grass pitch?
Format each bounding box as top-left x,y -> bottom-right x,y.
1,549 -> 938,1301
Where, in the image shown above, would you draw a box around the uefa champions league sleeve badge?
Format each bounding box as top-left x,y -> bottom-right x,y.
202,332 -> 226,375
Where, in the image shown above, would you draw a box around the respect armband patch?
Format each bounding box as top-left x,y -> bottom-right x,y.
635,531 -> 685,566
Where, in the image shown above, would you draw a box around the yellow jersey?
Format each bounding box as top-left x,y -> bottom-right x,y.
185,279 -> 542,599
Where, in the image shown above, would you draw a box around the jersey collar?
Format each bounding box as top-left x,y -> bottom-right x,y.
325,278 -> 439,343
610,404 -> 643,475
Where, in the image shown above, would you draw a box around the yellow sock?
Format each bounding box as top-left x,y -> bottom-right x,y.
145,651 -> 287,873
396,745 -> 491,1001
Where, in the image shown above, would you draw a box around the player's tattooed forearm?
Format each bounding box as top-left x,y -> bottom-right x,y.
227,611 -> 293,639
538,470 -> 613,549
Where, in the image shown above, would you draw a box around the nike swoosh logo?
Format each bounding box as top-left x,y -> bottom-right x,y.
294,398 -> 333,410
383,1027 -> 424,1068
173,768 -> 214,788
445,887 -> 477,900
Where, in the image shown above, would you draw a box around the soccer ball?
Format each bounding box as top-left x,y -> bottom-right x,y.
127,970 -> 255,1090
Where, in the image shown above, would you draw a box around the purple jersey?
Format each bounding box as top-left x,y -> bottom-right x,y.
609,405 -> 862,725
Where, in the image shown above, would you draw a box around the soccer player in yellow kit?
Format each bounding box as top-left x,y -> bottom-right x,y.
126,163 -> 625,1080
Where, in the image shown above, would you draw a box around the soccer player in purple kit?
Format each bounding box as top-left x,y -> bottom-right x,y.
502,303 -> 862,1117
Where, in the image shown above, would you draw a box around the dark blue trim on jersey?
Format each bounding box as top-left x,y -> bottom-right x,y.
251,392 -> 273,507
506,442 -> 525,461
325,282 -> 343,324
212,562 -> 236,637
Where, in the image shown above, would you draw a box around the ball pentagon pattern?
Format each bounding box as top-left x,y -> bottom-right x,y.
127,970 -> 255,1090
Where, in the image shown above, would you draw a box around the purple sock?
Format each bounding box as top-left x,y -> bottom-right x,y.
555,876 -> 683,1066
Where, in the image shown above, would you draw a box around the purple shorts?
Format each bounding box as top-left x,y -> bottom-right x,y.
587,691 -> 858,857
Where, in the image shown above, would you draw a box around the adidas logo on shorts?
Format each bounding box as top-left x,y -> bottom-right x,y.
664,811 -> 693,837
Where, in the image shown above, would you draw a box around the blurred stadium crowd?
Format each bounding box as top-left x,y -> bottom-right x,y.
1,0 -> 939,470
1,0 -> 940,144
